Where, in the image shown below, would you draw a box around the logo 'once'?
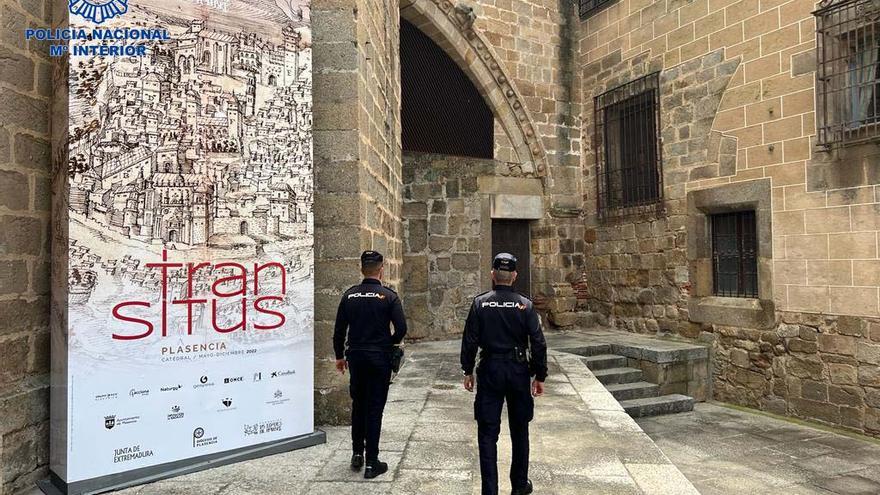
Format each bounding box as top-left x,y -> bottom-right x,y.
68,0 -> 128,24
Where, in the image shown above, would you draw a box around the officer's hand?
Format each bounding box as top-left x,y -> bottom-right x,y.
335,359 -> 347,374
531,380 -> 544,397
463,374 -> 474,393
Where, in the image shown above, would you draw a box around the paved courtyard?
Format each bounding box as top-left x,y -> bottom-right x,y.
111,339 -> 697,494
638,402 -> 880,495
46,338 -> 880,495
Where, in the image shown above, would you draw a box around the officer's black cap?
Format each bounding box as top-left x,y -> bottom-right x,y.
360,250 -> 384,266
492,253 -> 517,272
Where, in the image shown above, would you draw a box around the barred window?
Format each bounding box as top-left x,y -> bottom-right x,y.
711,211 -> 758,299
579,0 -> 616,19
594,73 -> 663,219
815,0 -> 880,147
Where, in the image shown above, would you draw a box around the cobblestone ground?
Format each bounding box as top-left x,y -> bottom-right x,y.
105,340 -> 697,494
637,403 -> 880,495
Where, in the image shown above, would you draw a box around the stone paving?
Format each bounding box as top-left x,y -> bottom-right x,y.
32,336 -> 880,494
108,339 -> 697,494
637,402 -> 880,495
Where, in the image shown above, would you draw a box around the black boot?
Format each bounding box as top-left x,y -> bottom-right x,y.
511,479 -> 533,495
363,460 -> 388,479
350,453 -> 364,471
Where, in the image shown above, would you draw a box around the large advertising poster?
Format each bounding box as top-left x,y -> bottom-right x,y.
51,0 -> 316,488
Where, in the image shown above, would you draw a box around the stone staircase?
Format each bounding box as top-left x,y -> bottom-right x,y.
573,348 -> 695,418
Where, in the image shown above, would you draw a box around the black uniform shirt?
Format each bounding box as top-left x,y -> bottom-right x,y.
460,285 -> 548,381
333,278 -> 407,359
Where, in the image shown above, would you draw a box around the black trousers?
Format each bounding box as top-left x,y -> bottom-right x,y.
474,359 -> 534,495
348,351 -> 392,462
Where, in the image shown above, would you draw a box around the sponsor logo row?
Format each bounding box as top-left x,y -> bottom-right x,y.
104,389 -> 289,431
93,370 -> 296,402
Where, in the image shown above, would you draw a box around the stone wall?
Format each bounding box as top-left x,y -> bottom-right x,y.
581,49 -> 739,336
0,0 -> 54,490
711,313 -> 880,434
312,0 -> 404,425
470,0 -> 587,297
576,0 -> 880,435
401,153 -> 495,340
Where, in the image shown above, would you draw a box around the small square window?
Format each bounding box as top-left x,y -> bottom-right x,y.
711,211 -> 758,298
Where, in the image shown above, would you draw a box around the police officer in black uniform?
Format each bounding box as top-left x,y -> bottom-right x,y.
461,253 -> 548,495
333,250 -> 407,479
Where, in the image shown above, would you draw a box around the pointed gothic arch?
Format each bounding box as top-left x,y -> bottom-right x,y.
400,0 -> 548,175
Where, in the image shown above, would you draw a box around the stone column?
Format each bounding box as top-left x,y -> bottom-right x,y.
0,0 -> 55,490
312,0 -> 403,425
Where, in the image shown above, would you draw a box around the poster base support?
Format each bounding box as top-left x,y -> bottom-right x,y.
37,429 -> 326,495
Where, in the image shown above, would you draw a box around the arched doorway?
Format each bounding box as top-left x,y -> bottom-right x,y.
239,221 -> 248,235
399,0 -> 548,175
398,15 -> 543,339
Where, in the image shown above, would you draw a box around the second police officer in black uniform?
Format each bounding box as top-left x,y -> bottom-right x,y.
461,253 -> 548,495
333,250 -> 407,479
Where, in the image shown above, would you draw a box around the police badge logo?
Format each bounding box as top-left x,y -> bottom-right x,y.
68,0 -> 128,24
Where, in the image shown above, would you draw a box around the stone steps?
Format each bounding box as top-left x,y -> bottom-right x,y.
570,349 -> 696,418
580,354 -> 627,371
592,366 -> 644,385
605,381 -> 660,401
620,394 -> 695,418
559,344 -> 611,357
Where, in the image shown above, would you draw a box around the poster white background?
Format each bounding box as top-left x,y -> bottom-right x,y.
60,0 -> 314,482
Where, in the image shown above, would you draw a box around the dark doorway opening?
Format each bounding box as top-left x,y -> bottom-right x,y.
491,219 -> 531,297
399,19 -> 494,158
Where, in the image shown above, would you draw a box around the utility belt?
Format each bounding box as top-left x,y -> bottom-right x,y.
480,347 -> 528,365
346,345 -> 405,373
346,345 -> 393,355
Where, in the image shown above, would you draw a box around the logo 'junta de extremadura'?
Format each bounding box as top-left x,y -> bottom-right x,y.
69,0 -> 128,24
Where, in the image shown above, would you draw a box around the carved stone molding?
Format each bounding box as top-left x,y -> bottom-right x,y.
401,0 -> 549,176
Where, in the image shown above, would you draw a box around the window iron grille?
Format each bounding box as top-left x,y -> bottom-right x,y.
711,210 -> 758,299
815,0 -> 880,147
400,19 -> 494,158
579,0 -> 616,19
594,72 -> 663,220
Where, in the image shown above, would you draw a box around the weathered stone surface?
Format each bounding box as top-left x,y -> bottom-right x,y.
0,216 -> 43,256
828,363 -> 858,385
859,365 -> 880,388
0,297 -> 48,337
0,261 -> 28,296
402,255 -> 428,293
788,338 -> 817,354
0,170 -> 29,212
818,334 -> 857,356
857,344 -> 880,366
0,383 -> 49,435
787,356 -> 825,380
